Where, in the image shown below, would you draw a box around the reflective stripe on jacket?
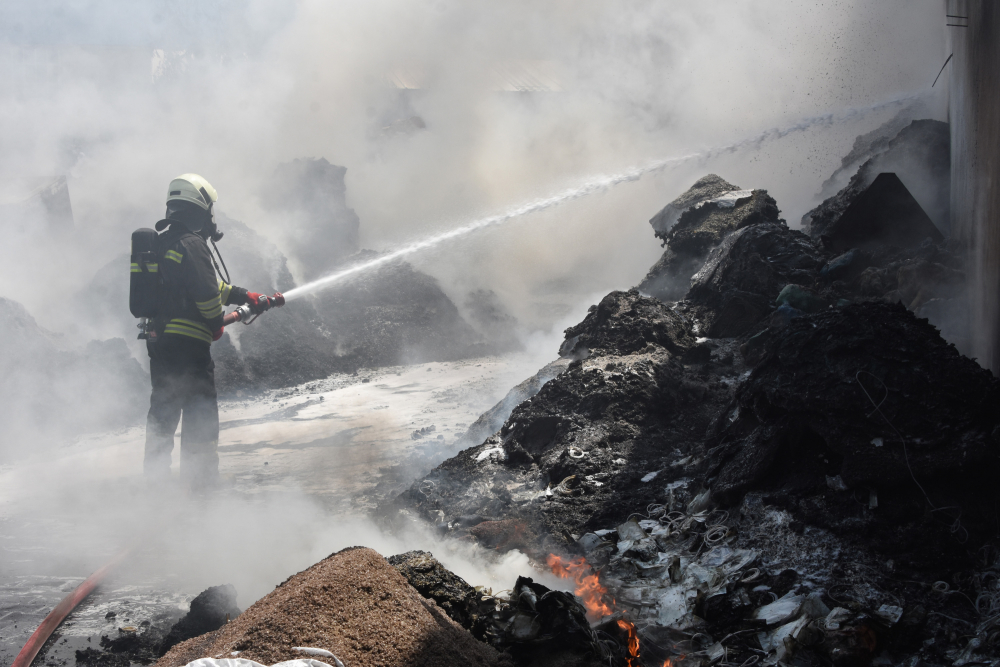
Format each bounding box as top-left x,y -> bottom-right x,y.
155,227 -> 247,344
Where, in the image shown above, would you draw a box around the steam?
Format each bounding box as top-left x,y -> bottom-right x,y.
0,0 -> 950,617
285,90 -> 928,302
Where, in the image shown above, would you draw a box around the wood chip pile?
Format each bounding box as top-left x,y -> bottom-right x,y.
155,547 -> 512,667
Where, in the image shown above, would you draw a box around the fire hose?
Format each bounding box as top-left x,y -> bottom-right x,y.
222,292 -> 285,327
12,548 -> 131,667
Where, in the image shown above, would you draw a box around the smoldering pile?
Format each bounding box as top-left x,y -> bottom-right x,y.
383,117 -> 1000,666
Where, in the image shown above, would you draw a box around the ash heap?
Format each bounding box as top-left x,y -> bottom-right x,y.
369,117 -> 1000,667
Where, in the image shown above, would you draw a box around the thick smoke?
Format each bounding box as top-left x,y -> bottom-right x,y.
0,0 -> 948,611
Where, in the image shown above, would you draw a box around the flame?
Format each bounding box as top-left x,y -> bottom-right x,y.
546,554 -> 613,619
548,554 -> 652,665
617,619 -> 640,666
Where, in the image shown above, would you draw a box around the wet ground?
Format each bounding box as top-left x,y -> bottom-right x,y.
0,353 -> 557,667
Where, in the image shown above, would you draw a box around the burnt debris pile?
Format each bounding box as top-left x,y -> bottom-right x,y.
385,118 -> 1000,665
639,175 -> 782,302
389,550 -> 605,666
804,119 -> 951,237
0,296 -> 148,457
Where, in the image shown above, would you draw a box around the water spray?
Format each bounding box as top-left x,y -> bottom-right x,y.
282,90 -> 930,303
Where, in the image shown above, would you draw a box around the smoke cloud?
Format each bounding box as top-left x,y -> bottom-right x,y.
0,0 -> 948,610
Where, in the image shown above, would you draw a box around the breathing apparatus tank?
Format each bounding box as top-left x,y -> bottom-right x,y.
129,228 -> 161,338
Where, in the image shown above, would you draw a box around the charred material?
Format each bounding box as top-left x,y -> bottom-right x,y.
159,584 -> 241,656
684,222 -> 826,337
639,175 -> 782,301
494,577 -> 604,667
817,173 -> 944,253
388,110 -> 1000,664
709,301 -> 1000,562
804,119 -> 950,237
309,250 -> 484,368
388,550 -> 482,633
388,288 -> 742,551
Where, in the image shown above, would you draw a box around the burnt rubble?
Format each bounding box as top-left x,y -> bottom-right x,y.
159,584 -> 241,656
804,119 -> 950,238
307,249 -> 486,369
387,118 -> 1000,666
0,297 -> 148,456
639,176 -> 782,302
815,173 -> 944,254
388,550 -> 483,632
389,551 -> 608,666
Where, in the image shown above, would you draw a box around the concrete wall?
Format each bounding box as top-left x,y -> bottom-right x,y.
950,1 -> 1000,373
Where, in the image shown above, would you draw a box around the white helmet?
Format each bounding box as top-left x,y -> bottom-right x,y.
166,174 -> 218,211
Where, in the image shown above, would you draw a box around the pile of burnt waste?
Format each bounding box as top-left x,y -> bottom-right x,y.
0,296 -> 148,455
386,118 -> 1000,666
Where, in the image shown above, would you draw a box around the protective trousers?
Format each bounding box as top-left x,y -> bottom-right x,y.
144,334 -> 220,489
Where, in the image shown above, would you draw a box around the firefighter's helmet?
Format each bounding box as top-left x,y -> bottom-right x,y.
166,174 -> 218,211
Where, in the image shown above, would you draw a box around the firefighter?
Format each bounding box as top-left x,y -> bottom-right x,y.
144,174 -> 269,490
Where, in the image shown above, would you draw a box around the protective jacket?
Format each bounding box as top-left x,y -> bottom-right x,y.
155,226 -> 249,343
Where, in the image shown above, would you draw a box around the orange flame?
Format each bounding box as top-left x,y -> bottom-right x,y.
617,619 -> 640,666
546,554 -> 613,620
548,554 -> 651,665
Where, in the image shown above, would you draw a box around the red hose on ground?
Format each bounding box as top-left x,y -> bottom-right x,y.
12,548 -> 131,667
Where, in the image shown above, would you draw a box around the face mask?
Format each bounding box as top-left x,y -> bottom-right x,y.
206,205 -> 224,242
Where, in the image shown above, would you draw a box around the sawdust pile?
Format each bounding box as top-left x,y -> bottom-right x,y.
155,547 -> 512,667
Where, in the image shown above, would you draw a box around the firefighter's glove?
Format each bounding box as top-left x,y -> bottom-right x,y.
212,327 -> 225,342
247,292 -> 269,314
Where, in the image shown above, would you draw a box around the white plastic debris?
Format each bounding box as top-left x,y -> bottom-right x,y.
697,189 -> 755,209
875,604 -> 903,625
656,586 -> 692,628
475,446 -> 504,462
641,470 -> 660,483
577,533 -> 610,553
616,517 -> 647,542
758,614 -> 810,662
752,593 -> 803,626
871,437 -> 884,447
801,591 -> 831,619
704,642 -> 726,664
824,606 -> 852,630
687,489 -> 712,514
